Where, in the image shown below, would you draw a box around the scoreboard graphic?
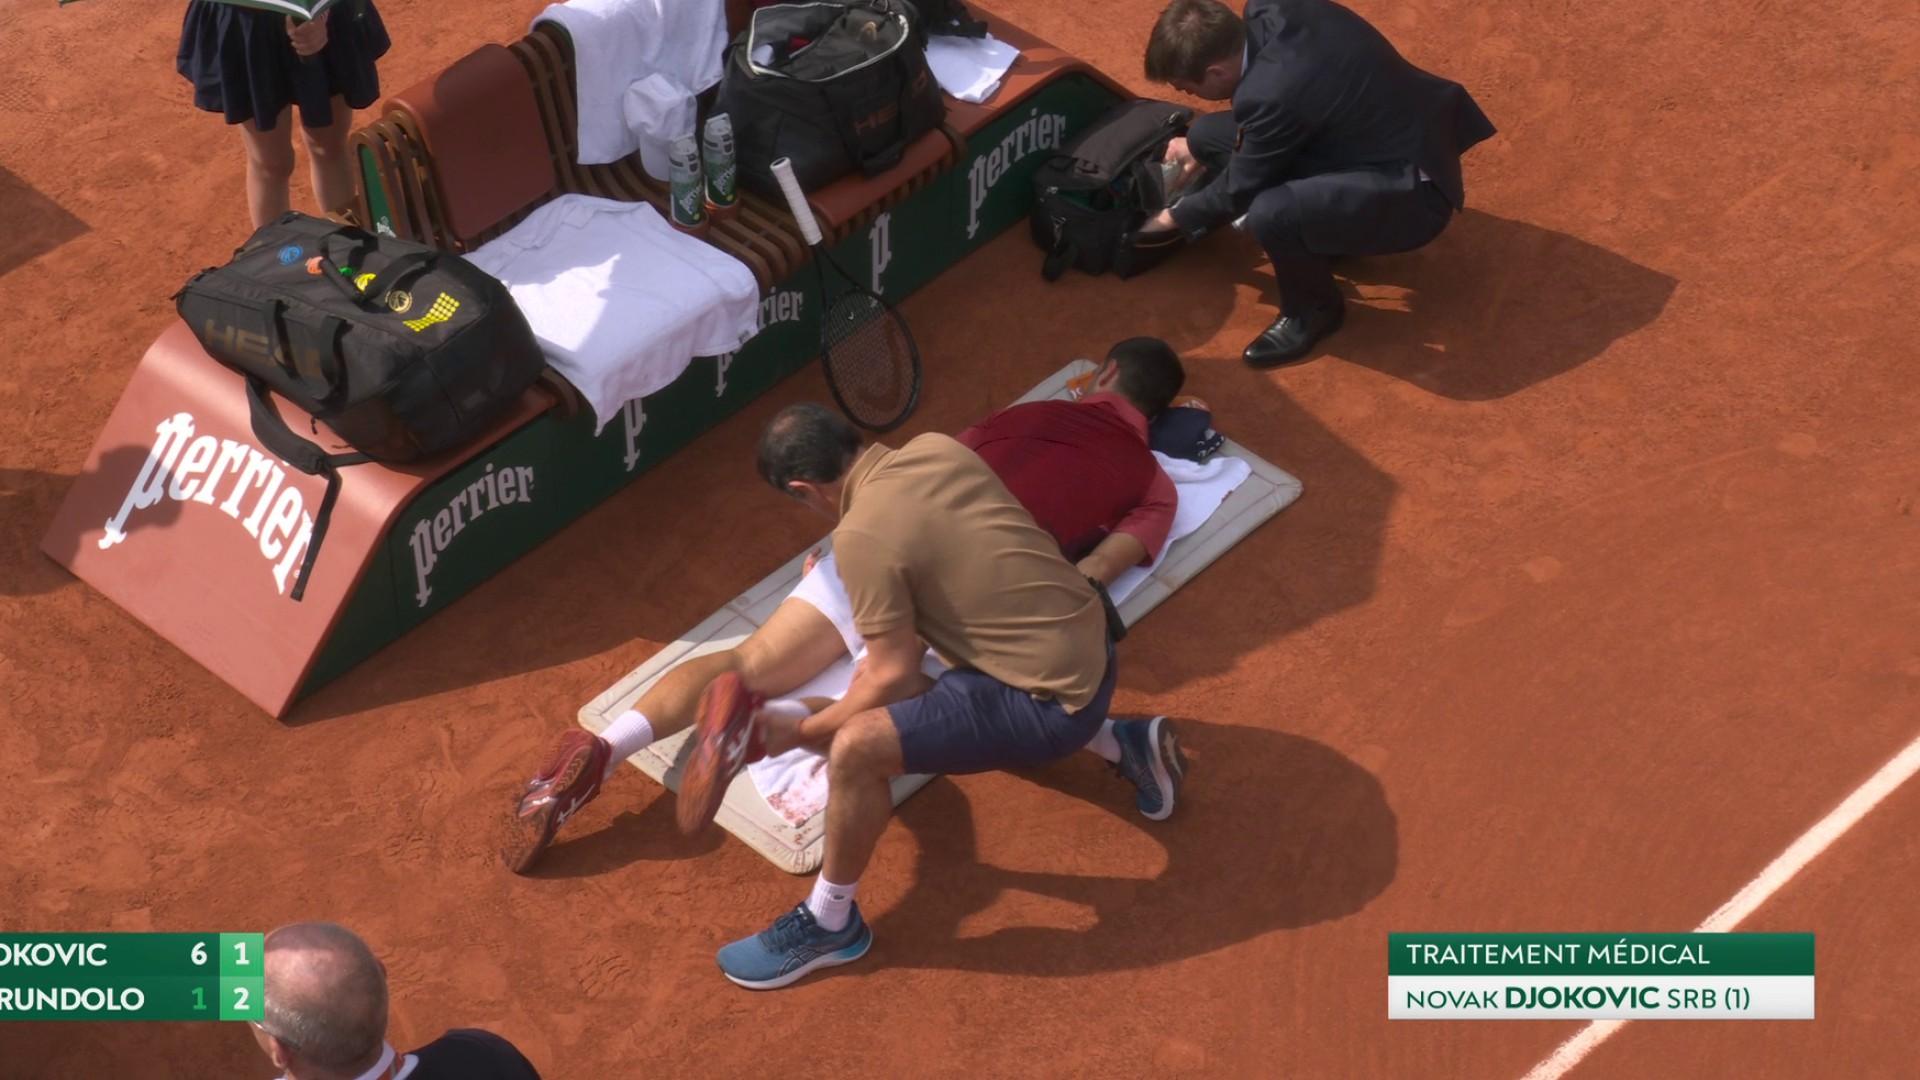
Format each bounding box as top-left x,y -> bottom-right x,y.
0,934 -> 265,1022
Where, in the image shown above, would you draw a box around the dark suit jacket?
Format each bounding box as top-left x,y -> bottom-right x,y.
408,1030 -> 541,1079
1170,0 -> 1496,234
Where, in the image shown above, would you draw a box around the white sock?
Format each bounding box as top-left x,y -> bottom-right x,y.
1084,719 -> 1122,763
805,875 -> 858,932
600,709 -> 656,778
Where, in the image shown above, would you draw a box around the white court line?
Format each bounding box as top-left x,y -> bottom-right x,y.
1521,729 -> 1920,1080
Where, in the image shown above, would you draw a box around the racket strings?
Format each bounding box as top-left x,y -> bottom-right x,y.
824,293 -> 915,425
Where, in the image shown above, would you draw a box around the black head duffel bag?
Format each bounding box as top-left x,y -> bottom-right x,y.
174,211 -> 545,600
1030,99 -> 1195,281
719,0 -> 946,199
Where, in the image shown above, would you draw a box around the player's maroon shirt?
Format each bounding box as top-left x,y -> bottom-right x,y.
956,392 -> 1177,567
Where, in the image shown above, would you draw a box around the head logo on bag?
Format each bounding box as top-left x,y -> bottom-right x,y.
197,319 -> 326,376
277,245 -> 304,265
403,293 -> 459,332
384,290 -> 414,315
852,103 -> 902,136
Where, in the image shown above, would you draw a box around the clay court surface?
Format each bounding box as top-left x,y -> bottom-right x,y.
3,0 -> 1917,1075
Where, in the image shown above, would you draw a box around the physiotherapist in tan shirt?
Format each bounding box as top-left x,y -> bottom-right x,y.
712,403 -> 1185,991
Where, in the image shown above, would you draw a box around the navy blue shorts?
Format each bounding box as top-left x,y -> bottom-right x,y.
888,644 -> 1117,776
178,1 -> 391,132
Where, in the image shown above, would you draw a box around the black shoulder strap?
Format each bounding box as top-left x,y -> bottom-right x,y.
1042,234 -> 1076,281
1089,576 -> 1128,643
245,377 -> 371,601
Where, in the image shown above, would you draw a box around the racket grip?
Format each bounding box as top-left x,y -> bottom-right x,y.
770,157 -> 824,247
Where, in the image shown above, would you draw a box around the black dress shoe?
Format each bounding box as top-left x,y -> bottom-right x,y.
1242,301 -> 1346,369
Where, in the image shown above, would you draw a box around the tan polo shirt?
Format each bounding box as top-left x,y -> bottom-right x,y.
834,434 -> 1111,712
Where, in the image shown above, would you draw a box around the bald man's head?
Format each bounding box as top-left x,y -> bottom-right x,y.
260,923 -> 389,1075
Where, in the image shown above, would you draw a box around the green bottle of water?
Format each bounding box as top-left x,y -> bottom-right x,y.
668,135 -> 708,235
702,113 -> 738,219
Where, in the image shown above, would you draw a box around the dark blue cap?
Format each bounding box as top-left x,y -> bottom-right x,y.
1149,405 -> 1224,463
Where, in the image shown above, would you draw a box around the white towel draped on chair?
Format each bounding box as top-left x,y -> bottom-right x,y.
532,0 -> 728,176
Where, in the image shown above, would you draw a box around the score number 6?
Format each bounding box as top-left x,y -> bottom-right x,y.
190,939 -> 252,965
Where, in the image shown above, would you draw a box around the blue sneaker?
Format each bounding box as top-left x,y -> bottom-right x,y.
1112,716 -> 1186,821
717,904 -> 873,990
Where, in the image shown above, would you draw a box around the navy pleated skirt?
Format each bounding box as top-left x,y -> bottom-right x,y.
177,0 -> 392,132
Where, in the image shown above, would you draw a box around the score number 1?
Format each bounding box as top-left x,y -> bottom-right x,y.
188,934 -> 265,1020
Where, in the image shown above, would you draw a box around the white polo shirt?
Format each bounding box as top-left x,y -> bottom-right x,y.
276,1043 -> 417,1080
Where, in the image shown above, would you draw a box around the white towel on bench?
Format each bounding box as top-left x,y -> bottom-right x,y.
533,0 -> 727,173
744,449 -> 1254,825
466,195 -> 759,433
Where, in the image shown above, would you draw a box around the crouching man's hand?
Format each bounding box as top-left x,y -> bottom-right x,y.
1138,208 -> 1181,239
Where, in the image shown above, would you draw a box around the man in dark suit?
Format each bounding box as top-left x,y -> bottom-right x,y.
1140,0 -> 1496,367
250,922 -> 540,1080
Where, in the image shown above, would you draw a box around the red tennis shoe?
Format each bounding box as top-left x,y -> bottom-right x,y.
677,672 -> 767,834
502,729 -> 612,874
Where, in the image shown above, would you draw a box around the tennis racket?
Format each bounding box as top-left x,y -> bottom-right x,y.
770,157 -> 922,433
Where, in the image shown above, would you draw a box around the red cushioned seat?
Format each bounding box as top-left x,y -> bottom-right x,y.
388,45 -> 559,247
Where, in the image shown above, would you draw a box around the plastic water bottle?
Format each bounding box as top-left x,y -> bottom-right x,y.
702,113 -> 738,219
1160,158 -> 1184,197
668,135 -> 708,235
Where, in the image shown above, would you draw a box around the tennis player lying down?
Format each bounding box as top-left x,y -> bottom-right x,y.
502,338 -> 1197,878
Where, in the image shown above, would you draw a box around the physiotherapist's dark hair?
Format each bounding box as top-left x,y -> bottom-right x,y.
757,403 -> 863,495
1106,337 -> 1187,420
1145,0 -> 1246,84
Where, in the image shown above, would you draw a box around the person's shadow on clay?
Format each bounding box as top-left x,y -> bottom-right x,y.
0,164 -> 88,279
846,721 -> 1400,977
1228,209 -> 1679,398
527,787 -> 728,878
9,449 -> 187,598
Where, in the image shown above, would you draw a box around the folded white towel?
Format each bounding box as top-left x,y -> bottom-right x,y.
464,195 -> 760,434
745,647 -> 947,827
741,700 -> 824,825
745,449 -> 1254,824
532,0 -> 727,169
924,33 -> 1021,104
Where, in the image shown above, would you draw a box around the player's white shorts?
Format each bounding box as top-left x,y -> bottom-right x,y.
787,551 -> 864,659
